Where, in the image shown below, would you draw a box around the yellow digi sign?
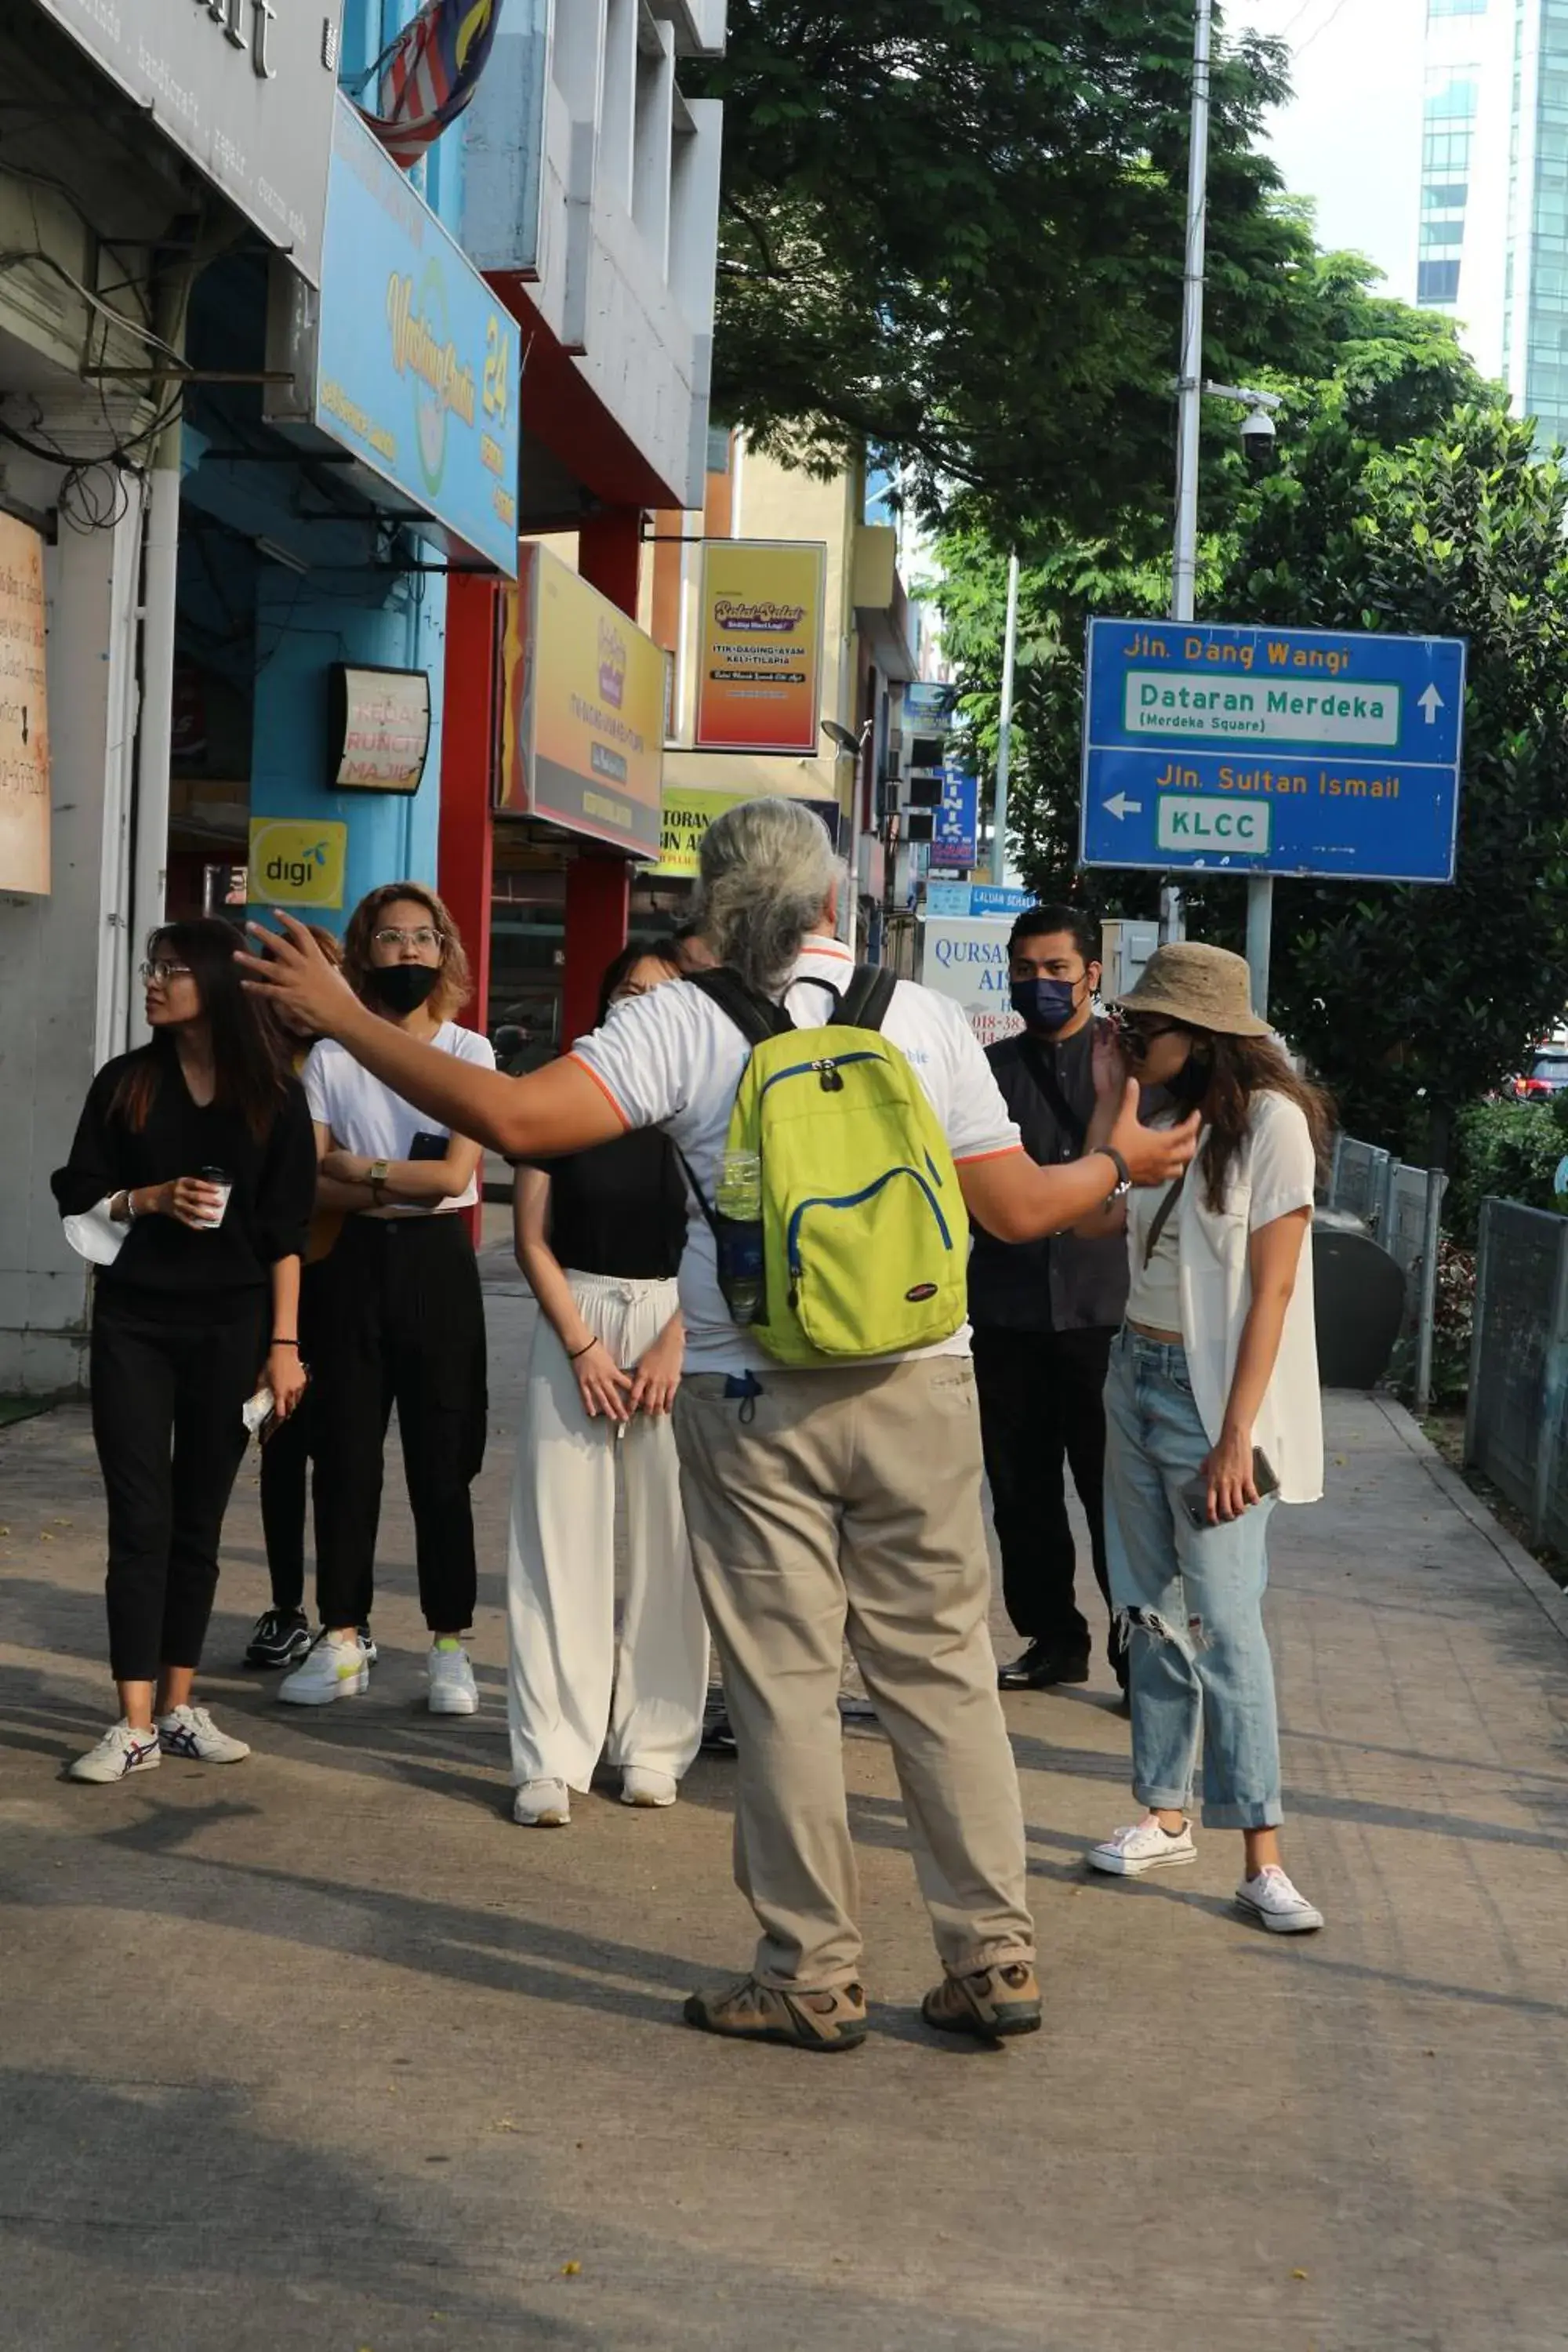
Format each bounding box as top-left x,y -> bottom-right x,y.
247,818 -> 348,909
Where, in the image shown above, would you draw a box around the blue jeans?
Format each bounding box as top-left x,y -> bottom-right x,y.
1103,1330 -> 1283,1830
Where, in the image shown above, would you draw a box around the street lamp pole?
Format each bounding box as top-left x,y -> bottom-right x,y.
990,551 -> 1020,885
1171,0 -> 1272,1017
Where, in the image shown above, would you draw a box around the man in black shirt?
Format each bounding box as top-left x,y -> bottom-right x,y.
970,906 -> 1130,1698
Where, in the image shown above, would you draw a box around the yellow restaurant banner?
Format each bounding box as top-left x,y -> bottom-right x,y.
0,514 -> 50,896
694,539 -> 826,756
654,786 -> 745,877
498,546 -> 668,857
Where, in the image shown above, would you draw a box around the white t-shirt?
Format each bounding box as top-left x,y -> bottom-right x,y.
1142,1089 -> 1322,1505
303,1022 -> 496,1214
571,936 -> 1022,1374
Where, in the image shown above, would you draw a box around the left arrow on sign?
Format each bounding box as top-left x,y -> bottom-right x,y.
1105,793 -> 1143,820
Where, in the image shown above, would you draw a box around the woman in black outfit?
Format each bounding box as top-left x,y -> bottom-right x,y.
52,920 -> 316,1783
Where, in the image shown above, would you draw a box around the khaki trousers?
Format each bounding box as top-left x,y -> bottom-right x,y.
673,1356 -> 1035,1991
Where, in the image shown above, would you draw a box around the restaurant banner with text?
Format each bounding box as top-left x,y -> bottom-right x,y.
694,540 -> 826,755
498,548 -> 667,856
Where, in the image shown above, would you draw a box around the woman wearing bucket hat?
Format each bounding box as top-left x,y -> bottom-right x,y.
1076,942 -> 1333,1933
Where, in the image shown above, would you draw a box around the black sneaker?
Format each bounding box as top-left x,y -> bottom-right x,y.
700,1691 -> 737,1753
997,1639 -> 1091,1691
244,1607 -> 311,1670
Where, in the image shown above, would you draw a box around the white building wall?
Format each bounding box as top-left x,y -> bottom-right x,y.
0,460 -> 143,1392
463,0 -> 725,509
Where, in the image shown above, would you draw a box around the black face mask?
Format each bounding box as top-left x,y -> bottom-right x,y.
371,963 -> 441,1016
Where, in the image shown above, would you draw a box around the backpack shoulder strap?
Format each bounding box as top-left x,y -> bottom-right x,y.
831,963 -> 897,1034
684,966 -> 795,1048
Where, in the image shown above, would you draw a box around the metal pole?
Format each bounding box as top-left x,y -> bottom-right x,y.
990,550 -> 1020,884
1171,0 -> 1212,630
1245,872 -> 1273,1019
1414,1163 -> 1447,1418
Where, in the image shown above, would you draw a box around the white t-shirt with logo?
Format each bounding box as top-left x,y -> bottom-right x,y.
303,1022 -> 496,1214
571,937 -> 1022,1374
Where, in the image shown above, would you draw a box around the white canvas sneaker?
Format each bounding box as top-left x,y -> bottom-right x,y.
154,1704 -> 250,1764
426,1643 -> 478,1715
621,1766 -> 677,1808
67,1720 -> 161,1784
514,1777 -> 570,1827
1236,1864 -> 1325,1933
278,1633 -> 369,1706
1087,1815 -> 1197,1876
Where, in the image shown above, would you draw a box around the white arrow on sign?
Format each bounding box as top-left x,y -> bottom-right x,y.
1105,792 -> 1143,820
1418,684 -> 1445,724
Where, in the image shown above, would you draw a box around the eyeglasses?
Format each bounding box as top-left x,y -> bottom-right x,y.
372,926 -> 441,952
1116,1014 -> 1178,1063
140,960 -> 192,985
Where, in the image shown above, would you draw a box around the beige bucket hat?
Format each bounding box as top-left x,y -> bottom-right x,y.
1109,942 -> 1271,1038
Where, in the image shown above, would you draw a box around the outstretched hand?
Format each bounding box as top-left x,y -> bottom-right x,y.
237,913 -> 361,1039
1109,1080 -> 1200,1189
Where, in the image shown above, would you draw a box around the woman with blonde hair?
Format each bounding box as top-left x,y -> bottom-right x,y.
278,884 -> 495,1715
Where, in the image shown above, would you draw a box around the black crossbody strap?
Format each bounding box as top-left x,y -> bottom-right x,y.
684,965 -> 795,1047
1142,1171 -> 1186,1269
832,963 -> 897,1033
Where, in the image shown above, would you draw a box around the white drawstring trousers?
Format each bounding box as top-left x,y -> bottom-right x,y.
506,1271 -> 710,1791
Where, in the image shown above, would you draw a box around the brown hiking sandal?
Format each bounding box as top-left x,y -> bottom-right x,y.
683,1974 -> 869,2053
921,1960 -> 1042,2042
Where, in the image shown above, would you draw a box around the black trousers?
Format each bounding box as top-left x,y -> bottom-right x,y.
972,1323 -> 1120,1665
259,1260 -> 324,1616
310,1216 -> 487,1634
90,1291 -> 266,1683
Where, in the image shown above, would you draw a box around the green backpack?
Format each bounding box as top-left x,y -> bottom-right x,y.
687,964 -> 967,1366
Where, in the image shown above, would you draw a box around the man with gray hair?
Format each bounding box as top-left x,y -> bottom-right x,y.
241,798 -> 1196,2053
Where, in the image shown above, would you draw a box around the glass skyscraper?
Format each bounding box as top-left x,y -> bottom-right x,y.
1417,0 -> 1568,448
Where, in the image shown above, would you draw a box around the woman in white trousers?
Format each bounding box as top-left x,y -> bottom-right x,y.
506,946 -> 709,1825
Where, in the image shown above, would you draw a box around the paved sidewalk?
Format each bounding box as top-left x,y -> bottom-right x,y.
3,1256 -> 1568,2349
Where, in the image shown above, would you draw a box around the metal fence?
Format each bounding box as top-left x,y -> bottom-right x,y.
1465,1198 -> 1568,1552
1323,1134 -> 1447,1403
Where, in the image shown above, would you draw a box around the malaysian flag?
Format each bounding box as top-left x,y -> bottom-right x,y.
360,0 -> 503,172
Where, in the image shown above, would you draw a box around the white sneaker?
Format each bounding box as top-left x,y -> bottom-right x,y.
155,1704 -> 250,1764
1087,1814 -> 1197,1876
278,1633 -> 368,1706
67,1720 -> 161,1784
621,1766 -> 677,1809
426,1643 -> 478,1715
1236,1864 -> 1324,1933
514,1777 -> 570,1827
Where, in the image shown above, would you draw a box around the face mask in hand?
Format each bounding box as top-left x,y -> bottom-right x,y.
372,963 -> 441,1016
1011,977 -> 1082,1035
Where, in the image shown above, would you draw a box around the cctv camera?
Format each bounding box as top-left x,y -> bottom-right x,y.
1240,406 -> 1276,473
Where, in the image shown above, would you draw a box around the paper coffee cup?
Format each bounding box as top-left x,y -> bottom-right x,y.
198,1167 -> 233,1229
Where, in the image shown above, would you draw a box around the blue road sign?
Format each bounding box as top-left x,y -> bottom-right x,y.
932,765 -> 979,870
926,881 -> 1037,920
1080,619 -> 1467,882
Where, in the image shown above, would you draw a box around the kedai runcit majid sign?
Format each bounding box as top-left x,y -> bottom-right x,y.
0,514 -> 50,897
498,549 -> 668,856
694,541 -> 826,754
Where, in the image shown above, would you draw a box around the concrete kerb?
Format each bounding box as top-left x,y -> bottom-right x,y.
1364,1386 -> 1568,1644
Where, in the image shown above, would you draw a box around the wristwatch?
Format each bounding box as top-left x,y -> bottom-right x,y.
368,1157 -> 390,1207
1094,1145 -> 1132,1202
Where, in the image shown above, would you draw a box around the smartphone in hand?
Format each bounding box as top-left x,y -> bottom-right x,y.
1177,1448 -> 1279,1531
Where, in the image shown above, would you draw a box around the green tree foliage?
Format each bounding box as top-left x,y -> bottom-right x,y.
935,271 -> 1490,921
1226,398 -> 1568,1157
693,2 -> 1330,536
